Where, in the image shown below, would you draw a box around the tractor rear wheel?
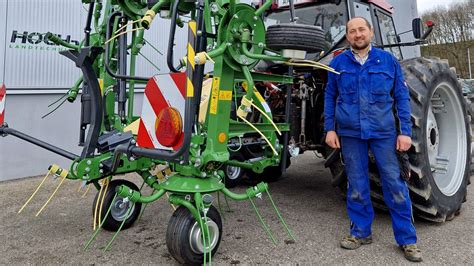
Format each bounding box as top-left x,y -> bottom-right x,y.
399,57 -> 471,221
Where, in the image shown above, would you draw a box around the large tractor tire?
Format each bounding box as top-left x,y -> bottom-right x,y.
326,57 -> 471,222
400,57 -> 471,221
266,23 -> 327,53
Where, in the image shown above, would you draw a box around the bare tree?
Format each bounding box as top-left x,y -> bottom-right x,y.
420,0 -> 474,78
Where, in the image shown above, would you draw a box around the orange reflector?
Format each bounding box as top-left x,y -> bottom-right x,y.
218,132 -> 227,143
155,107 -> 183,147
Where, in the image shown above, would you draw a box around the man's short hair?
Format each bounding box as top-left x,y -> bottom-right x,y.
346,17 -> 372,33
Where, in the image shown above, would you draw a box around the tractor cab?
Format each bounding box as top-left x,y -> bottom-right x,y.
262,0 -> 429,62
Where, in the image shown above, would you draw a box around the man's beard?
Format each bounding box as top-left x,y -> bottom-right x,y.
351,40 -> 370,50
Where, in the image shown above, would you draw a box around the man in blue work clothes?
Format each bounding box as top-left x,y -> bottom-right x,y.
324,17 -> 422,262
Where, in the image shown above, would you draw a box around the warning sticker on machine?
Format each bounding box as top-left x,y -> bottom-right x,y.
219,90 -> 232,101
210,77 -> 220,114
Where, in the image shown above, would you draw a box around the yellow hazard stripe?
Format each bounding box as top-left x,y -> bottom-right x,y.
186,20 -> 197,97
187,77 -> 194,97
187,43 -> 195,70
189,21 -> 197,37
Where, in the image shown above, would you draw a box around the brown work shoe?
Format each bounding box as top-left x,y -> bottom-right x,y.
401,244 -> 423,262
340,235 -> 373,250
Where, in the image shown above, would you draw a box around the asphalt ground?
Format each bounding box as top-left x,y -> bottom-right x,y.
1,152 -> 473,265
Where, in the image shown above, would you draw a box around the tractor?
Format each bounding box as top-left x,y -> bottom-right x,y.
238,0 -> 470,223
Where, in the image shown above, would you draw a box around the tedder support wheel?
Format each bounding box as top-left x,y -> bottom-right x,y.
92,179 -> 142,231
265,23 -> 327,53
326,57 -> 471,222
166,205 -> 222,264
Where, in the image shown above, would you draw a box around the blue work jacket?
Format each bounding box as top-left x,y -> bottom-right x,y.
324,47 -> 412,139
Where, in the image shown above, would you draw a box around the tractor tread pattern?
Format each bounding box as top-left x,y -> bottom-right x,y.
265,24 -> 327,53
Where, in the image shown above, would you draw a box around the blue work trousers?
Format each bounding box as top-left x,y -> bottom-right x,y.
341,136 -> 417,245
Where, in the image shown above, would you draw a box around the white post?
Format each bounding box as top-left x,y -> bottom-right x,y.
468,47 -> 472,80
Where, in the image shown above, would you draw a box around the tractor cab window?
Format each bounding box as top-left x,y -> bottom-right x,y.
265,2 -> 349,55
375,10 -> 402,60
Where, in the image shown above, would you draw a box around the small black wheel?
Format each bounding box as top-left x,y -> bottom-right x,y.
92,179 -> 142,231
166,205 -> 222,264
266,23 -> 327,53
221,152 -> 246,188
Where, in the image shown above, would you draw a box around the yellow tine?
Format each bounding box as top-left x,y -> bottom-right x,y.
165,192 -> 177,211
98,179 -> 110,227
250,100 -> 281,135
238,114 -> 278,155
105,27 -> 144,45
82,184 -> 91,198
35,174 -> 67,217
93,180 -> 105,230
113,19 -> 141,35
18,170 -> 52,214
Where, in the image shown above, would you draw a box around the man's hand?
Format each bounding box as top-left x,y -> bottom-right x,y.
325,131 -> 340,149
397,135 -> 412,151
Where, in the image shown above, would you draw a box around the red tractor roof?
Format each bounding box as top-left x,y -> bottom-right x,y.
267,0 -> 394,14
366,0 -> 393,13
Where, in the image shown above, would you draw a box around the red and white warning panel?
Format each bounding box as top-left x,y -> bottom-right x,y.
0,84 -> 6,125
137,73 -> 186,151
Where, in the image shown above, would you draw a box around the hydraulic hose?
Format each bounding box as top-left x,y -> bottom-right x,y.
167,0 -> 181,73
84,2 -> 95,46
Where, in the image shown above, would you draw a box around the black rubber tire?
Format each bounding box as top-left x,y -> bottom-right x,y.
166,205 -> 222,265
326,57 -> 471,222
398,57 -> 471,222
221,152 -> 246,188
92,179 -> 142,231
265,23 -> 327,53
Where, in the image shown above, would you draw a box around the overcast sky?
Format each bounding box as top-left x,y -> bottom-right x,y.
417,0 -> 467,14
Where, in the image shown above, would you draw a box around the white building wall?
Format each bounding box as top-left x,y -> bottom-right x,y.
4,0 -> 84,89
0,0 -> 8,84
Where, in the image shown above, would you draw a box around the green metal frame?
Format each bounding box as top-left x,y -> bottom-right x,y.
28,0 -> 297,262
